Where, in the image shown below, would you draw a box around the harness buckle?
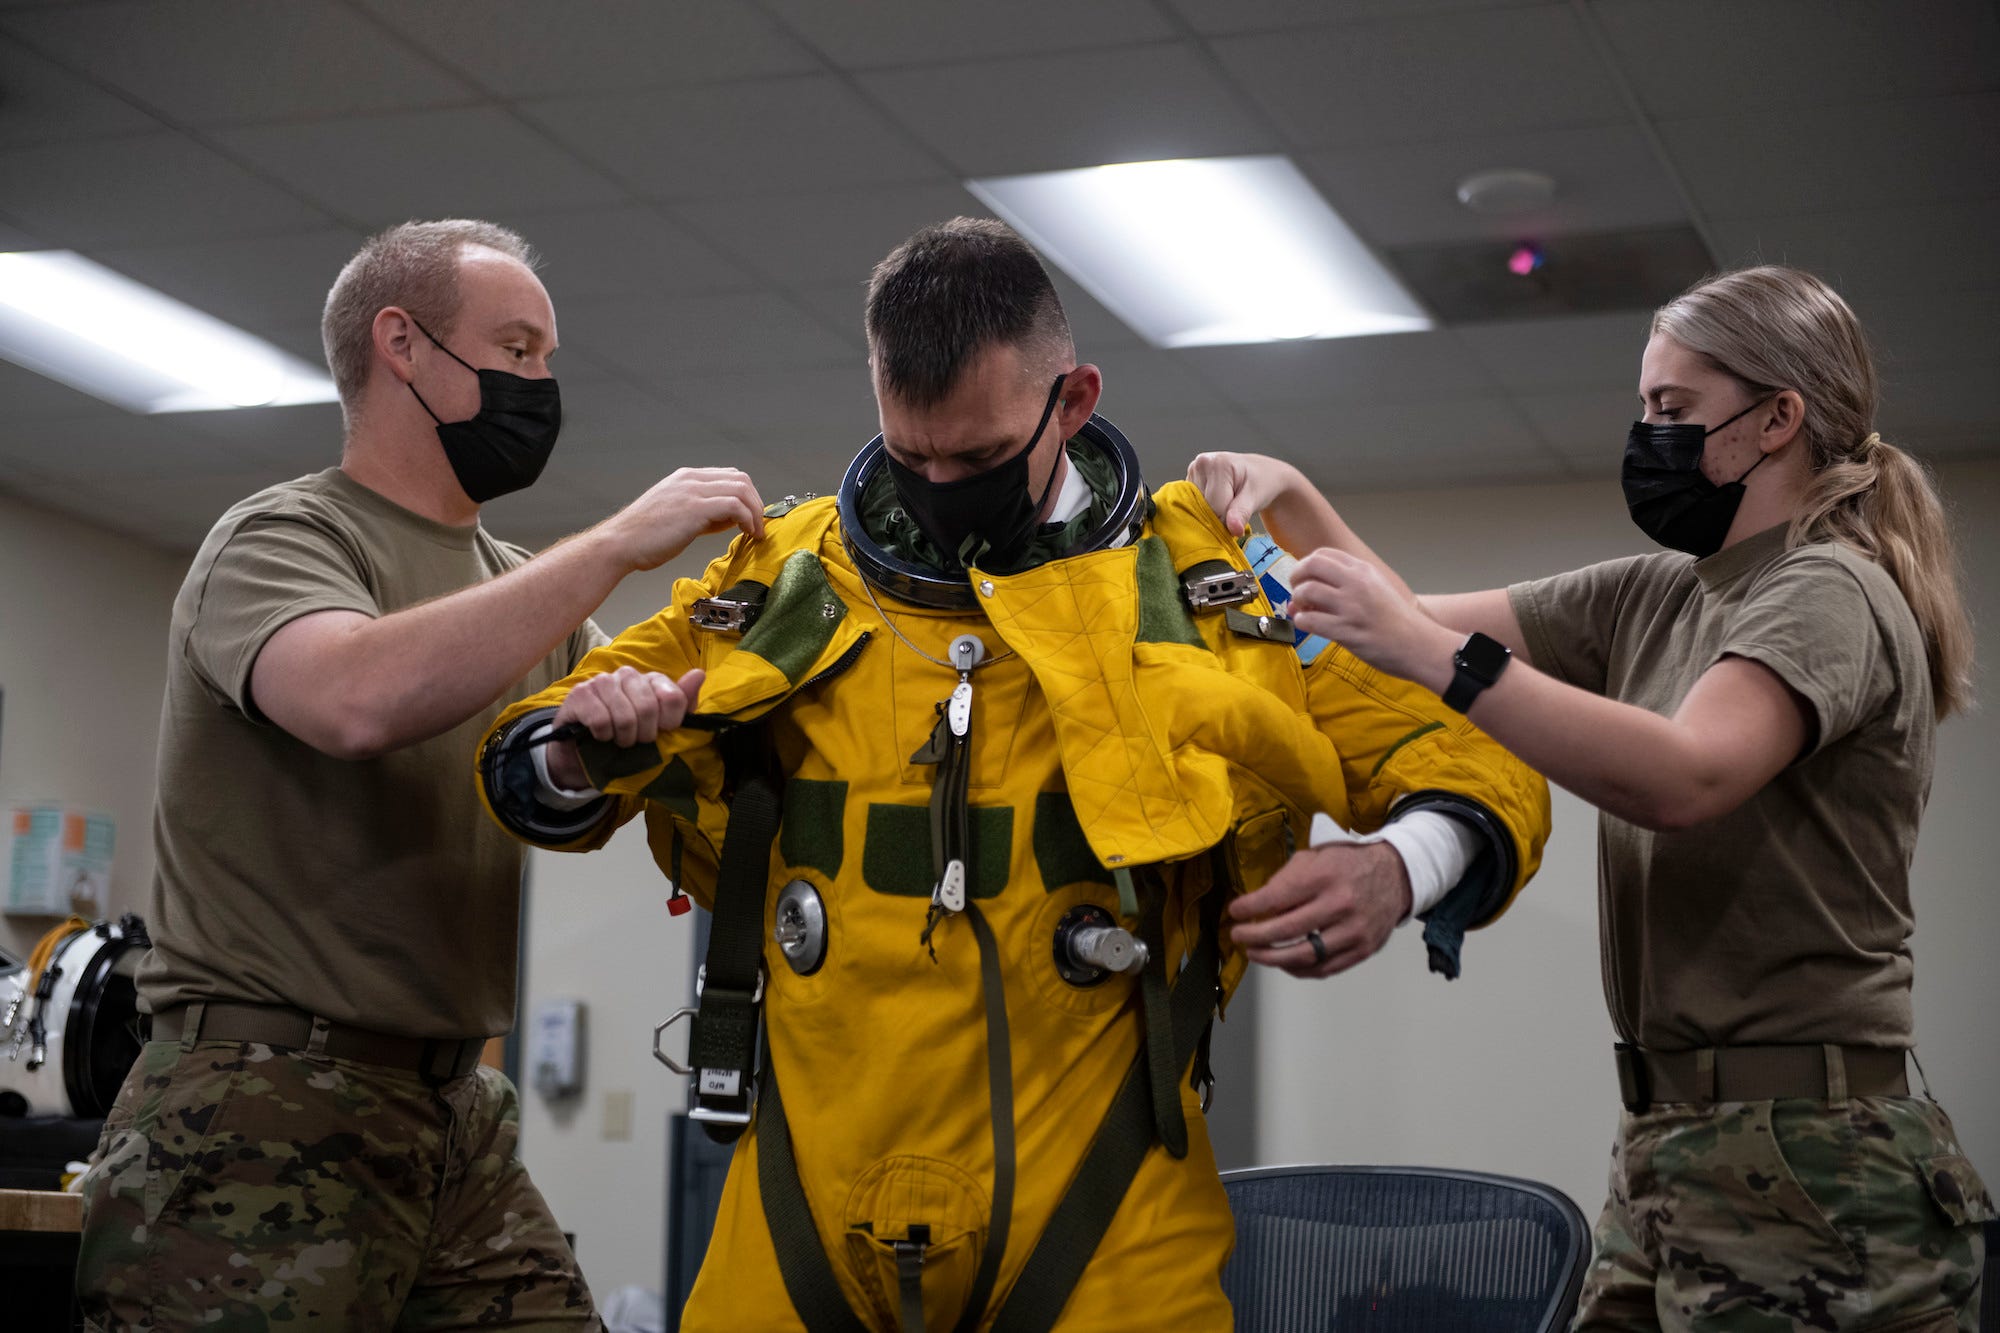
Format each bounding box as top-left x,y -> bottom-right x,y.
690,595 -> 764,634
1181,568 -> 1259,610
654,966 -> 766,1128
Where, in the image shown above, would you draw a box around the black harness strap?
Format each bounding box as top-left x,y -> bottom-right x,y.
688,730 -> 783,1142
988,894 -> 1223,1333
1134,874 -> 1189,1161
757,1060 -> 872,1333
952,901 -> 1016,1333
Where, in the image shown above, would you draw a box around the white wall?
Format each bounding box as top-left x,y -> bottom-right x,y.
1253,459 -> 2000,1219
0,493 -> 184,964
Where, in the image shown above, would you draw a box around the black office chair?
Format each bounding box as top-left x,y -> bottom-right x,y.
1222,1164 -> 1591,1333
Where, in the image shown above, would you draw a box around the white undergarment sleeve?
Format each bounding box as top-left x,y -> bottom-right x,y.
1307,808 -> 1482,923
528,720 -> 604,810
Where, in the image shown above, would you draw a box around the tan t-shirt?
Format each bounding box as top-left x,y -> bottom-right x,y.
137,468 -> 605,1039
1509,524 -> 1932,1050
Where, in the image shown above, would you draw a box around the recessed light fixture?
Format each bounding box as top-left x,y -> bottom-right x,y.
967,156 -> 1432,348
1455,168 -> 1557,216
0,250 -> 337,413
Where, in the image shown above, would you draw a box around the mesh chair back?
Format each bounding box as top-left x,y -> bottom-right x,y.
1982,1219 -> 1999,1333
1222,1164 -> 1590,1333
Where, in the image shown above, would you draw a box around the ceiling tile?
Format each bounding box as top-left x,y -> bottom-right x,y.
1176,331 -> 1496,409
1166,0 -> 1543,35
1852,289 -> 2000,372
0,212 -> 46,248
668,366 -> 879,441
543,375 -> 730,459
1591,0 -> 2000,117
1302,123 -> 1687,247
1709,201 -> 2000,301
1513,385 -> 1637,459
763,0 -> 1175,67
672,183 -> 983,286
1087,408 -> 1277,475
0,359 -> 124,422
858,41 -> 1276,176
213,106 -> 628,225
2,0 -> 474,125
787,283 -> 870,348
522,77 -> 946,201
1876,363 -> 1997,447
1254,395 -> 1541,459
1453,310 -> 1654,392
5,411 -> 275,482
177,402 -> 347,471
569,440 -> 796,511
1212,6 -> 1627,150
87,228 -> 366,330
1090,346 -> 1229,414
358,0 -> 815,97
1048,272 -> 1148,353
500,206 -> 758,300
0,132 -> 329,245
0,35 -> 162,146
1660,94 -> 2000,221
1253,394 -> 1560,489
557,291 -> 861,381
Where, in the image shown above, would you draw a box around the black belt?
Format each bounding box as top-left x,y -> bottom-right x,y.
152,1001 -> 486,1083
1615,1042 -> 1909,1112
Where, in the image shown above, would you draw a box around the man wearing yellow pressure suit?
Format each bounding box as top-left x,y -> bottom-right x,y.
477,219 -> 1551,1331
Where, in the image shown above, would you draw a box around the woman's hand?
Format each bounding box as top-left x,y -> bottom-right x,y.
1288,549 -> 1457,690
1186,452 -> 1308,537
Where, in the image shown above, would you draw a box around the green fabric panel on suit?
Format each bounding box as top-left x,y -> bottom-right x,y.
862,803 -> 1013,898
780,778 -> 847,878
638,755 -> 700,821
1134,536 -> 1207,647
1032,791 -> 1113,891
579,734 -> 669,787
737,550 -> 846,684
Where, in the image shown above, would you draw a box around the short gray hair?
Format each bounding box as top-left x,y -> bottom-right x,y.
320,219 -> 537,419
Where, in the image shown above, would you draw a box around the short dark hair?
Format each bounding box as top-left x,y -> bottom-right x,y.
866,217 -> 1073,408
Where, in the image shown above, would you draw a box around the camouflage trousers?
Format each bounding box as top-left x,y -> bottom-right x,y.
76,1037 -> 600,1331
1574,1095 -> 1992,1332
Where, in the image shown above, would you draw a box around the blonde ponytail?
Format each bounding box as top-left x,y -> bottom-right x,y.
1654,268 -> 1974,717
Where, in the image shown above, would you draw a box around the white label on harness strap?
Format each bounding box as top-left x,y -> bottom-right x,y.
699,1069 -> 741,1097
947,680 -> 972,737
937,859 -> 967,912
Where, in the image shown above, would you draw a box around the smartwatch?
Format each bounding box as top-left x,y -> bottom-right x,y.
1442,632 -> 1511,713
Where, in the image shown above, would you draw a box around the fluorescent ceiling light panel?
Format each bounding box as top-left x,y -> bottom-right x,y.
968,156 -> 1432,348
0,250 -> 337,412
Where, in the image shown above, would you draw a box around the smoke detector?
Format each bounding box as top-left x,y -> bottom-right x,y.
1455,168 -> 1557,216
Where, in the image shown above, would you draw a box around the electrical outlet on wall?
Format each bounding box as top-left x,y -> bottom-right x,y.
602,1089 -> 633,1141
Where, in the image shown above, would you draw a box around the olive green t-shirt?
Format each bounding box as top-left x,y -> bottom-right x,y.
137,468 -> 605,1039
1508,524 -> 1933,1050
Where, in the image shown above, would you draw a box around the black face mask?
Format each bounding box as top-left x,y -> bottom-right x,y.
884,373 -> 1068,570
1622,396 -> 1772,557
407,318 -> 562,504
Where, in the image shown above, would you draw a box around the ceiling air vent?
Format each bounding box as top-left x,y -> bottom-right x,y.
1384,225 -> 1715,324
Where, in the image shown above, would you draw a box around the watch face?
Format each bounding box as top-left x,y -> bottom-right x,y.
1457,632 -> 1512,684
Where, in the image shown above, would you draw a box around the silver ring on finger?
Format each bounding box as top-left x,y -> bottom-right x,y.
1307,929 -> 1328,965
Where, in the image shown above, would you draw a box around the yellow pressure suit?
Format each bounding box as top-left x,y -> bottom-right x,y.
479,467 -> 1549,1331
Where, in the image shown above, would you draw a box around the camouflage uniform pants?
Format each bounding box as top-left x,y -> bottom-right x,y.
1574,1095 -> 1991,1332
76,1037 -> 600,1331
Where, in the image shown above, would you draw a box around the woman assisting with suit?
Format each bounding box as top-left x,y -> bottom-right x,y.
1193,266 -> 1990,1332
